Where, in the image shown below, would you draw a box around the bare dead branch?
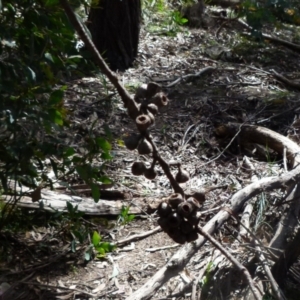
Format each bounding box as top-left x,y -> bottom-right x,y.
115,226 -> 161,247
272,70 -> 300,90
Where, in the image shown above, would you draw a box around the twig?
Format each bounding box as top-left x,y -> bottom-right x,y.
166,66 -> 216,88
145,133 -> 184,195
116,226 -> 161,247
20,281 -> 95,298
272,69 -> 300,90
196,226 -> 262,300
145,244 -> 180,252
283,147 -> 288,172
200,122 -> 244,167
60,0 -> 185,197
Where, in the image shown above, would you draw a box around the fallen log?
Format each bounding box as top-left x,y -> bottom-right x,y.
3,183 -> 160,216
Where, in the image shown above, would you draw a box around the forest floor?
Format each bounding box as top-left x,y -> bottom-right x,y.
2,4 -> 300,300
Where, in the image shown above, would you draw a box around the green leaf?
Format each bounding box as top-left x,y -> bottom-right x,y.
101,152 -> 113,160
64,147 -> 75,157
92,231 -> 101,246
45,0 -> 59,6
48,108 -> 63,125
100,242 -> 116,252
91,183 -> 100,202
121,206 -> 130,216
127,215 -> 135,222
117,139 -> 125,147
96,137 -> 111,152
76,165 -> 89,182
6,3 -> 15,13
99,175 -> 112,185
95,246 -> 106,255
49,89 -> 64,105
66,201 -> 74,212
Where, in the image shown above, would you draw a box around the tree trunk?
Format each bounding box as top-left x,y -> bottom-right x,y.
87,0 -> 141,71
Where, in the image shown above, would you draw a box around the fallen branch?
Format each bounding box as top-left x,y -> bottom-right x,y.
115,226 -> 161,247
272,69 -> 300,90
165,66 -> 216,88
215,124 -> 300,167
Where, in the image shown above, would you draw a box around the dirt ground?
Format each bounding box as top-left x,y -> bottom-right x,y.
2,4 -> 300,300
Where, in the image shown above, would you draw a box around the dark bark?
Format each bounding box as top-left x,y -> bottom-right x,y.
272,227 -> 300,288
87,0 -> 141,71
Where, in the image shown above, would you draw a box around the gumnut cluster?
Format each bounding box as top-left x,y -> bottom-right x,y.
157,193 -> 202,244
123,82 -> 204,244
124,82 -> 170,180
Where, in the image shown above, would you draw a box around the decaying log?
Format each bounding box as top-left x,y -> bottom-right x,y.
215,123 -> 300,167
126,125 -> 300,300
3,183 -> 160,216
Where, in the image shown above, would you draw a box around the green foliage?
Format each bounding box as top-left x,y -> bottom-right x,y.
84,231 -> 116,260
0,200 -> 115,265
118,206 -> 135,225
142,0 -> 191,36
240,0 -> 300,37
172,11 -> 188,26
201,261 -> 214,289
0,1 -> 112,227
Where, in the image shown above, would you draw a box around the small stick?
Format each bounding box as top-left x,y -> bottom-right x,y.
116,226 -> 161,247
145,244 -> 180,252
